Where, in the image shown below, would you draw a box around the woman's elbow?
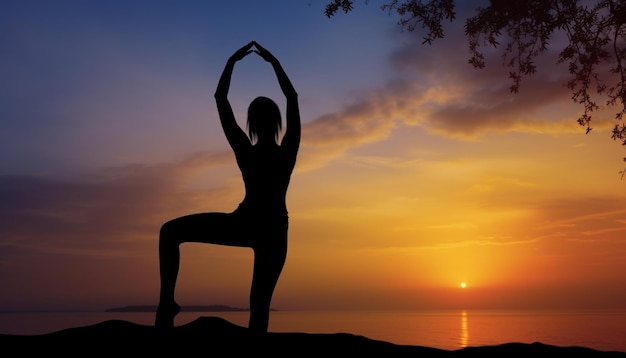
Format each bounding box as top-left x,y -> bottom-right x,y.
214,92 -> 228,101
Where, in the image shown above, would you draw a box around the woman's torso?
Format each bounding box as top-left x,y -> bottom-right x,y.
235,144 -> 295,216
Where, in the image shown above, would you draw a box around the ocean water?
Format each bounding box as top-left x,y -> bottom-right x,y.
0,309 -> 624,352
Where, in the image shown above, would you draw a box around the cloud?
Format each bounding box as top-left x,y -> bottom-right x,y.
529,197 -> 626,242
0,150 -> 239,261
297,80 -> 430,170
388,32 -> 603,135
295,24 -> 621,162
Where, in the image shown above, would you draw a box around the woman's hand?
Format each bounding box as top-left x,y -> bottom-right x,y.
252,41 -> 278,64
216,42 -> 254,99
228,41 -> 254,63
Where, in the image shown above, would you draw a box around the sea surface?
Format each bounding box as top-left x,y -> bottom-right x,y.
0,309 -> 624,352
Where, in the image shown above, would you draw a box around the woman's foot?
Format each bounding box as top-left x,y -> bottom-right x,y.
155,301 -> 180,328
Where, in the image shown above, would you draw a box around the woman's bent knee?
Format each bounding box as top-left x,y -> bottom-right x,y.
159,220 -> 182,246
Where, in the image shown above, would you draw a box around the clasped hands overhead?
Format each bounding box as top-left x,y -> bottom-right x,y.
229,41 -> 278,64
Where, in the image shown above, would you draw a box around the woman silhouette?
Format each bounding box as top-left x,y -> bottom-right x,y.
155,41 -> 300,333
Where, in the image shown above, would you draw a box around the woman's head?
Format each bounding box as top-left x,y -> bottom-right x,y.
247,96 -> 282,143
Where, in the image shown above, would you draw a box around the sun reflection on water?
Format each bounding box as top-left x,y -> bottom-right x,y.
460,310 -> 469,347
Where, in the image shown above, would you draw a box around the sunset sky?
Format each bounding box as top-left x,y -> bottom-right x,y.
1,1 -> 625,313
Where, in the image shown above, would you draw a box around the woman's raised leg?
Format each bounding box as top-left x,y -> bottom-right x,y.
155,212 -> 245,328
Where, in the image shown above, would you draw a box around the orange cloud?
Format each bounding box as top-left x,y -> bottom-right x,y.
296,30 -> 622,161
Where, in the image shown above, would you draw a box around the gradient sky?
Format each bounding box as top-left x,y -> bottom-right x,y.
1,0 -> 625,312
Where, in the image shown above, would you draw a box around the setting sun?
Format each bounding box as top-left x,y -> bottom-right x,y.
460,282 -> 467,288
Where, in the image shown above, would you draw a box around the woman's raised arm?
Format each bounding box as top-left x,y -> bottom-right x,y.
253,42 -> 301,154
215,42 -> 255,151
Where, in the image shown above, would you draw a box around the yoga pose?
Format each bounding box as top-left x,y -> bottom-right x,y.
155,41 -> 300,333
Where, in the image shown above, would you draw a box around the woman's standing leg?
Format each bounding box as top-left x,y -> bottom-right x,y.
248,224 -> 288,333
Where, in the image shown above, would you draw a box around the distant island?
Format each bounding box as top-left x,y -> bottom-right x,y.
104,305 -> 276,312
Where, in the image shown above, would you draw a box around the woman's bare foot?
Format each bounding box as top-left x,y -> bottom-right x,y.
155,301 -> 180,328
